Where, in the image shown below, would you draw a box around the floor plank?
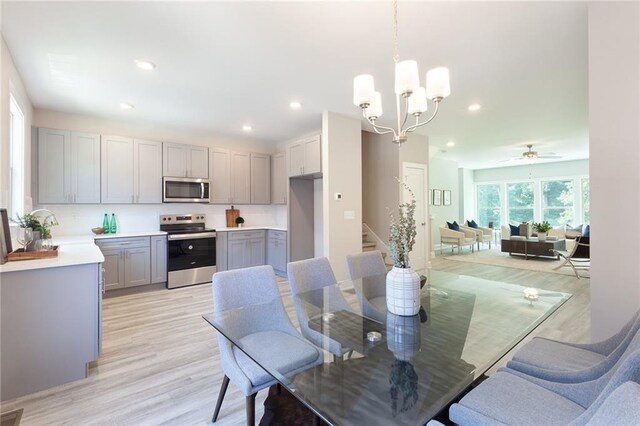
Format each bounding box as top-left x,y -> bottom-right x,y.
0,259 -> 590,425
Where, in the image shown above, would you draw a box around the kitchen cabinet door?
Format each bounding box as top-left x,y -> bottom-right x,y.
102,248 -> 125,291
38,128 -> 69,204
231,151 -> 251,204
125,247 -> 151,287
271,152 -> 286,204
151,236 -> 167,284
288,141 -> 305,177
188,146 -> 209,178
163,143 -> 188,177
303,135 -> 322,175
248,236 -> 266,267
250,153 -> 270,204
267,231 -> 287,274
227,238 -> 249,270
70,132 -> 101,204
134,139 -> 162,204
101,135 -> 134,203
209,148 -> 231,204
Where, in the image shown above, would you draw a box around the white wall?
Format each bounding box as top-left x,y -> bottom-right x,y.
321,111 -> 362,280
474,159 -> 589,182
1,36 -> 34,212
429,157 -> 460,249
31,109 -> 284,235
459,168 -> 475,221
588,2 -> 640,340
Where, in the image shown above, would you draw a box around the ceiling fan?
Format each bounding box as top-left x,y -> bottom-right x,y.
500,144 -> 562,163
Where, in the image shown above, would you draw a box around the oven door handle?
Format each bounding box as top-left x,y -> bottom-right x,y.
168,232 -> 217,241
201,182 -> 205,199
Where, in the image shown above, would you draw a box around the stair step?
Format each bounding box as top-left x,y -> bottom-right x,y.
362,242 -> 376,249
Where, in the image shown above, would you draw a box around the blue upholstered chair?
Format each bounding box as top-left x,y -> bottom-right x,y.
346,250 -> 387,322
287,257 -> 355,359
507,310 -> 640,381
211,265 -> 323,425
449,343 -> 640,425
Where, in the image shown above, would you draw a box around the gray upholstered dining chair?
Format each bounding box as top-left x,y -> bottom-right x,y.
449,349 -> 640,425
346,250 -> 387,322
287,257 -> 355,359
507,309 -> 640,380
211,265 -> 323,425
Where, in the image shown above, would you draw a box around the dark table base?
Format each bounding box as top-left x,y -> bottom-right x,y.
260,385 -> 327,426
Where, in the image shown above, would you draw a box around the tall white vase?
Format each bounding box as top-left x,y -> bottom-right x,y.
386,266 -> 420,316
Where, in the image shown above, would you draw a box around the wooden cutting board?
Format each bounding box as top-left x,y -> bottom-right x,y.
226,206 -> 239,228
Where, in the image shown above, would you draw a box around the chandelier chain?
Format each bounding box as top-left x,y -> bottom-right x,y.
393,0 -> 399,64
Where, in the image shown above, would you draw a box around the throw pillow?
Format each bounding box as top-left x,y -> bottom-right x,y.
447,221 -> 460,231
468,220 -> 478,229
583,225 -> 590,237
509,224 -> 520,236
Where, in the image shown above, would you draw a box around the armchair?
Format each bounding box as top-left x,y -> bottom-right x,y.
439,224 -> 476,254
461,221 -> 492,250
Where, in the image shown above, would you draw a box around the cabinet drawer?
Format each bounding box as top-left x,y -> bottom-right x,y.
268,230 -> 286,241
95,236 -> 150,249
228,230 -> 266,241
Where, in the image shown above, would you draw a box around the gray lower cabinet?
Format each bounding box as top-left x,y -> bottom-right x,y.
221,230 -> 266,271
96,237 -> 154,290
267,230 -> 287,275
151,236 -> 167,284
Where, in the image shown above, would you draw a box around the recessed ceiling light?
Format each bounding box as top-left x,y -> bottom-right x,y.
446,141 -> 455,147
468,104 -> 481,112
289,101 -> 302,110
120,103 -> 135,110
135,60 -> 156,70
242,125 -> 253,132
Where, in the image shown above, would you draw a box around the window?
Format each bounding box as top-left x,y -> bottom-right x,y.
582,178 -> 590,224
477,184 -> 501,227
507,182 -> 534,224
542,180 -> 574,226
9,93 -> 25,218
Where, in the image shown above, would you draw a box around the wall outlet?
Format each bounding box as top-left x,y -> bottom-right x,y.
334,192 -> 342,201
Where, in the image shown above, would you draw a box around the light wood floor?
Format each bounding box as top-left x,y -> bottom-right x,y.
0,257 -> 590,425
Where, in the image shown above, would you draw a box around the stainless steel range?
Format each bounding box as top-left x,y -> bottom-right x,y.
160,214 -> 216,289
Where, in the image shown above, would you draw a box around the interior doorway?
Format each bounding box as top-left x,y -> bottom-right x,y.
402,162 -> 428,271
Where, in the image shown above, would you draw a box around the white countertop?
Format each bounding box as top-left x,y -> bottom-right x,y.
216,225 -> 287,232
94,230 -> 167,239
0,242 -> 104,273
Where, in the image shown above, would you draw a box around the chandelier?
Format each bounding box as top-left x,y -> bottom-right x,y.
352,0 -> 451,145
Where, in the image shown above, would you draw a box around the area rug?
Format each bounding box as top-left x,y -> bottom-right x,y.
443,248 -> 589,278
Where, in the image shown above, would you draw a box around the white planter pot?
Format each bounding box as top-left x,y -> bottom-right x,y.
538,232 -> 547,241
386,266 -> 420,316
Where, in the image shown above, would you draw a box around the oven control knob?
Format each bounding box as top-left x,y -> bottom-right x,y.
188,245 -> 193,250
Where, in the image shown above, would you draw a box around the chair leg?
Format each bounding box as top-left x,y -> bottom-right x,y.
246,393 -> 257,426
212,375 -> 230,423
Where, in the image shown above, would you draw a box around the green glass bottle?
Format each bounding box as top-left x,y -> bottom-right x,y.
109,213 -> 117,234
102,214 -> 110,234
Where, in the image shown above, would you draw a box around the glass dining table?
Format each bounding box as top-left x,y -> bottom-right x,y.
203,269 -> 571,425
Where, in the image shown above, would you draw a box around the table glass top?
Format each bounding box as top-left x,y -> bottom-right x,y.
203,269 -> 571,425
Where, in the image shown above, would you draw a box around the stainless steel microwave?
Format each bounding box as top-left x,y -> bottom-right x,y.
163,177 -> 210,203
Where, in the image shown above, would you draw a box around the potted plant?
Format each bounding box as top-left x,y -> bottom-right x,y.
532,220 -> 552,241
386,180 -> 420,316
235,216 -> 245,228
12,212 -> 57,251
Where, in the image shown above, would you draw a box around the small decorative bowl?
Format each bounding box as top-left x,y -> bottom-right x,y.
92,227 -> 105,235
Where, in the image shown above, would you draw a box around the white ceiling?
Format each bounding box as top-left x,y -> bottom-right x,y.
1,1 -> 588,169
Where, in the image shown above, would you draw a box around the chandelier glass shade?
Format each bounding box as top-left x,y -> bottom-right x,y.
353,1 -> 451,145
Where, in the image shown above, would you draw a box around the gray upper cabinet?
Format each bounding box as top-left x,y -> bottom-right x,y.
271,152 -> 286,204
151,236 -> 167,284
38,128 -> 100,204
288,135 -> 321,177
231,151 -> 251,204
101,135 -> 134,203
250,153 -> 270,204
163,143 -> 209,178
209,148 -> 232,204
133,139 -> 162,204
